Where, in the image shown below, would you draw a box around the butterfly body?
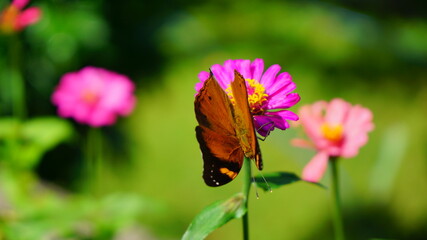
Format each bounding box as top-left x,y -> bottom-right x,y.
195,70 -> 262,187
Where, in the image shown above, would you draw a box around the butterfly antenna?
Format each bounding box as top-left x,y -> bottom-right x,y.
256,168 -> 272,193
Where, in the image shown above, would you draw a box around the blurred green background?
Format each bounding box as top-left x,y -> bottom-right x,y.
0,0 -> 426,239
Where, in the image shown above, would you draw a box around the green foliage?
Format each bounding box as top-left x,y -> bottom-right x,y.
0,117 -> 73,169
0,0 -> 426,239
182,193 -> 246,240
254,172 -> 325,192
1,192 -> 154,240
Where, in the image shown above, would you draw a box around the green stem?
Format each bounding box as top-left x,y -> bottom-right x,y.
86,128 -> 103,195
242,157 -> 251,240
330,158 -> 345,240
9,34 -> 26,119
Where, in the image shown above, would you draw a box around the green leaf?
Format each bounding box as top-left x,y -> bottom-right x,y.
0,117 -> 73,169
22,117 -> 73,150
20,117 -> 74,168
0,118 -> 20,138
182,193 -> 246,240
254,171 -> 326,192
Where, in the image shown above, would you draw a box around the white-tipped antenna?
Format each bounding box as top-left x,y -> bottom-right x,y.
250,160 -> 272,194
256,167 -> 272,193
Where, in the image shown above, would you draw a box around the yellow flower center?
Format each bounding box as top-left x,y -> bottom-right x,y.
226,79 -> 269,115
321,123 -> 343,142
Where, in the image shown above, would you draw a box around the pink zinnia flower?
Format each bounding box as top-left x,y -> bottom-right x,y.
196,59 -> 300,137
0,0 -> 41,34
52,67 -> 136,127
292,98 -> 374,182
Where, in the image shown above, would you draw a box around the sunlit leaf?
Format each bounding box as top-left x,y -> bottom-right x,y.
22,117 -> 73,150
0,117 -> 73,169
19,117 -> 74,168
182,193 -> 246,240
254,172 -> 326,191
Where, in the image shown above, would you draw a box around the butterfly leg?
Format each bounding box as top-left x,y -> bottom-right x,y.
256,121 -> 275,141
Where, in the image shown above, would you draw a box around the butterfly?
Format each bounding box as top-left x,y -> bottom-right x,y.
194,70 -> 263,187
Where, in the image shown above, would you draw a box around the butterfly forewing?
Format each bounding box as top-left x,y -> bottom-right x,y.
230,71 -> 263,170
195,75 -> 235,135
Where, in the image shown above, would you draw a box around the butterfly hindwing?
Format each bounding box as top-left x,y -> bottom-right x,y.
196,126 -> 244,186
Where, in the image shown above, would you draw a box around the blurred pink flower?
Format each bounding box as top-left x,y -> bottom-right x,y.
0,0 -> 41,34
292,98 -> 374,182
52,67 -> 136,127
196,59 -> 300,137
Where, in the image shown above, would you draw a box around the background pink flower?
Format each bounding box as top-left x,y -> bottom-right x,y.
292,98 -> 374,182
0,0 -> 41,33
52,66 -> 136,127
196,59 -> 300,137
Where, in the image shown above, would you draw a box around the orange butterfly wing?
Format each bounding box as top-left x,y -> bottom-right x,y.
195,73 -> 244,186
195,71 -> 262,187
230,71 -> 263,170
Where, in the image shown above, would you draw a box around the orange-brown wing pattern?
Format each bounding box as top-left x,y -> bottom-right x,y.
196,126 -> 244,186
194,73 -> 244,186
195,74 -> 235,135
230,71 -> 263,170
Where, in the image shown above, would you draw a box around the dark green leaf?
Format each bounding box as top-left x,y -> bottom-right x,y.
254,171 -> 326,191
182,193 -> 246,240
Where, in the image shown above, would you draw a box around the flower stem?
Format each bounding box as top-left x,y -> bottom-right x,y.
330,158 -> 345,240
242,157 -> 251,240
86,128 -> 103,195
9,35 -> 26,119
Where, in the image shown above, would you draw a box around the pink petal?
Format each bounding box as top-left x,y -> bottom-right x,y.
250,58 -> 264,81
253,115 -> 276,137
15,7 -> 41,29
291,139 -> 314,149
234,59 -> 251,79
273,110 -> 299,121
267,92 -> 300,109
325,98 -> 351,125
265,72 -> 293,96
311,100 -> 328,117
302,151 -> 329,183
197,71 -> 209,82
340,105 -> 374,158
12,0 -> 29,9
118,96 -> 136,115
72,103 -> 93,124
52,66 -> 136,127
195,82 -> 204,95
210,64 -> 231,89
99,74 -> 134,109
260,64 -> 281,89
299,104 -> 325,144
344,105 -> 374,132
253,110 -> 298,136
88,107 -> 117,127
